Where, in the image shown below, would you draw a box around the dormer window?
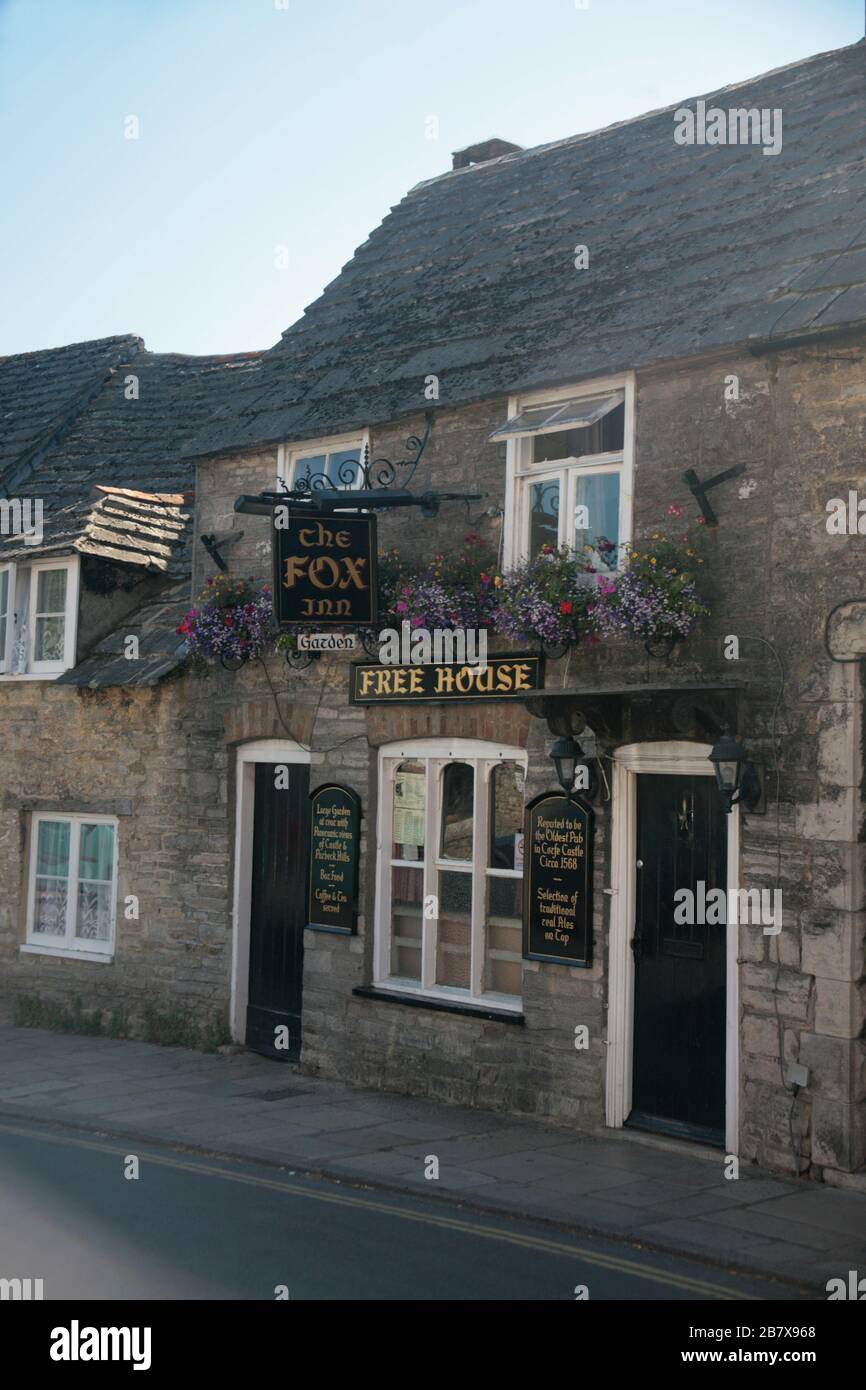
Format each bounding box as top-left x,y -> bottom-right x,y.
498,377 -> 634,570
0,557 -> 79,678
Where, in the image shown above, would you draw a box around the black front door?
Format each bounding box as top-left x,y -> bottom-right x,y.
629,774 -> 727,1144
246,761 -> 309,1061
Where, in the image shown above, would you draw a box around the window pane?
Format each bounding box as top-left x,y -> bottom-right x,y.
489,761 -> 526,869
79,824 -> 115,883
76,882 -> 113,941
390,865 -> 422,980
485,878 -> 522,996
392,761 -> 425,859
34,819 -> 70,936
440,762 -> 474,860
294,453 -> 326,484
36,820 -> 70,877
436,869 -> 471,989
327,448 -> 362,489
34,880 -> 68,936
36,567 -> 67,613
573,472 -> 620,564
34,615 -> 65,662
532,402 -> 624,463
528,479 -> 560,555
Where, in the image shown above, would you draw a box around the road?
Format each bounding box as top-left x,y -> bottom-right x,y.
0,1119 -> 807,1301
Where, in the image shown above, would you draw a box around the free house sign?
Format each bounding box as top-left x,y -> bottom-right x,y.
523,791 -> 594,967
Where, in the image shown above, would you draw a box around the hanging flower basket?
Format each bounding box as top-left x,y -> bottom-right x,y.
590,514 -> 709,652
177,575 -> 275,669
491,544 -> 602,653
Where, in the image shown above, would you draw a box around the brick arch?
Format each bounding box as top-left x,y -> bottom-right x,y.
223,697 -> 313,748
365,702 -> 530,749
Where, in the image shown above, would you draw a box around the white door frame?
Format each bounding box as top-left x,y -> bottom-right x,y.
605,740 -> 740,1154
230,738 -> 310,1043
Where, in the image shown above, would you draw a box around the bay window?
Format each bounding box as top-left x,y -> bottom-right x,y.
376,740 -> 526,1011
25,814 -> 118,961
498,376 -> 634,570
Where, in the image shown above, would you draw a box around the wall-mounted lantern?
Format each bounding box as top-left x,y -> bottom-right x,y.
708,732 -> 762,814
549,735 -> 597,801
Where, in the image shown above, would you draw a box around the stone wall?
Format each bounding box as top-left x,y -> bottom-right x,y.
2,336 -> 865,1175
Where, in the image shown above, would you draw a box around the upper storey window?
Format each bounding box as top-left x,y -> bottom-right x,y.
497,378 -> 634,571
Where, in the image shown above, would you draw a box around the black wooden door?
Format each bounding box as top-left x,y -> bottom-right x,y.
246,761 -> 309,1061
629,774 -> 727,1144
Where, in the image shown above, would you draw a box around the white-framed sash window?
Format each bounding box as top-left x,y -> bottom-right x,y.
374,739 -> 527,1012
500,375 -> 635,570
0,556 -> 79,678
25,813 -> 119,961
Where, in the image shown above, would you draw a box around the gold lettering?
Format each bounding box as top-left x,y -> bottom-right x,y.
495,664 -> 513,691
282,556 -> 308,589
308,556 -> 341,589
409,667 -> 424,694
340,557 -> 368,590
512,662 -> 533,691
435,666 -> 456,693
335,530 -> 350,548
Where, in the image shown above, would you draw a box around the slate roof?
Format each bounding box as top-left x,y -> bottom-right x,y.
55,582 -> 191,688
0,487 -> 194,573
183,40 -> 866,459
0,336 -> 143,493
0,346 -> 261,565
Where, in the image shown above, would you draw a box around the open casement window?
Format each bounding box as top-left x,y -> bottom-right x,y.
26,814 -> 118,960
0,557 -> 79,677
376,740 -> 527,1011
499,379 -> 634,570
278,432 -> 369,493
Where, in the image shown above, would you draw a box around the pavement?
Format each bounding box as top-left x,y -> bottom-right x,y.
1,1024 -> 865,1294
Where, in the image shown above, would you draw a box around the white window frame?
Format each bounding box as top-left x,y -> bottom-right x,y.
0,555 -> 79,679
0,562 -> 11,673
502,373 -> 635,569
374,738 -> 527,1014
23,812 -> 119,963
277,429 -> 370,492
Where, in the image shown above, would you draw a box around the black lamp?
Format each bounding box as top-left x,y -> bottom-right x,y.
708,732 -> 762,814
550,735 -> 598,800
550,736 -> 579,798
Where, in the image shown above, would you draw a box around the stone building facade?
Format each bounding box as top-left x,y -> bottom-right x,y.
2,41 -> 865,1180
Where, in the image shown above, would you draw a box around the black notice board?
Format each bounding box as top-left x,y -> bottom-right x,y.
523,791 -> 594,967
308,784 -> 361,934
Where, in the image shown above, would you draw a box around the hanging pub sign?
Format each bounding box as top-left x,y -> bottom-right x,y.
523,791 -> 594,967
349,653 -> 544,704
308,783 -> 361,934
273,511 -> 378,627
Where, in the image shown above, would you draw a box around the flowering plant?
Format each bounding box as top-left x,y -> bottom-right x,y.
492,544 -> 600,648
378,533 -> 499,631
177,574 -> 274,665
591,512 -> 709,645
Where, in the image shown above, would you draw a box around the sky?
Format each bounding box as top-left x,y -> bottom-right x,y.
0,0 -> 861,358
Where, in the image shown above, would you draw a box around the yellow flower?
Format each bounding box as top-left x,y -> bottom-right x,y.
686,549 -> 694,557
671,568 -> 678,575
494,575 -> 503,589
650,557 -> 657,566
